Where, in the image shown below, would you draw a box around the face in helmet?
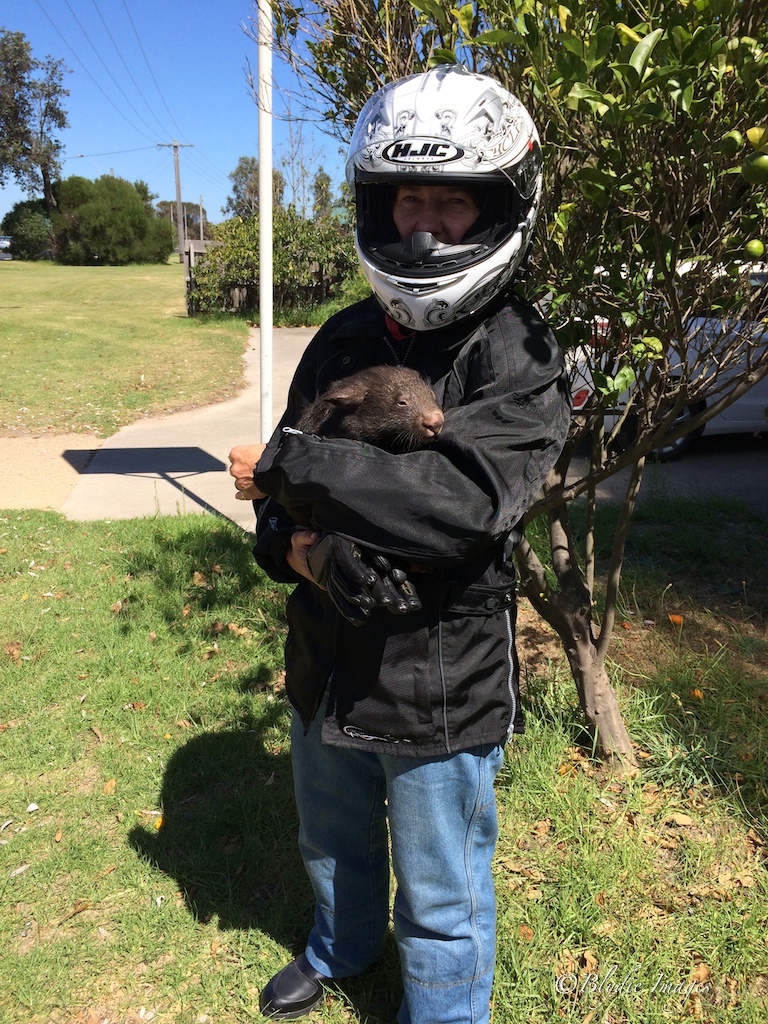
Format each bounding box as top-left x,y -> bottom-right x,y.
346,64 -> 543,332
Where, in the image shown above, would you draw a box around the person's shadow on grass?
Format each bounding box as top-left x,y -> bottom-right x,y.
128,698 -> 402,1021
128,700 -> 311,941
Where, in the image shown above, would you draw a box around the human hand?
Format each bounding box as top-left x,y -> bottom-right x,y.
286,529 -> 321,582
229,443 -> 268,501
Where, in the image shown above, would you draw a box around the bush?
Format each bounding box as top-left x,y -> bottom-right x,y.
51,175 -> 175,265
189,207 -> 358,315
1,199 -> 51,260
10,210 -> 51,260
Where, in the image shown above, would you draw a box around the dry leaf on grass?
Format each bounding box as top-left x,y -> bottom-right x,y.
4,640 -> 22,662
581,950 -> 599,972
593,919 -> 619,937
691,962 -> 712,984
664,812 -> 695,827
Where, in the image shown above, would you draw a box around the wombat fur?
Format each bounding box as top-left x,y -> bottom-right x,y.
296,365 -> 444,453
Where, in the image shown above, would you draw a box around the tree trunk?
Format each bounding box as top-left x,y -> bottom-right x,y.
517,526 -> 638,773
41,163 -> 57,216
559,608 -> 637,771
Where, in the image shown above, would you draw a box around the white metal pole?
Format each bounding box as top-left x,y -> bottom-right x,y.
257,0 -> 273,443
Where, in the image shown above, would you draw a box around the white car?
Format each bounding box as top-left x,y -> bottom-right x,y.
0,236 -> 11,260
568,266 -> 768,460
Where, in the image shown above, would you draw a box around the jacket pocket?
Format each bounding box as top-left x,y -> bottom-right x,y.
440,580 -> 516,617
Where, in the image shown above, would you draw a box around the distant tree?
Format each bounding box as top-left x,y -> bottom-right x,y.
156,199 -> 214,240
222,156 -> 286,218
248,0 -> 424,141
1,196 -> 45,235
1,197 -> 51,260
52,175 -> 175,265
0,29 -> 69,214
11,208 -> 51,260
312,167 -> 333,220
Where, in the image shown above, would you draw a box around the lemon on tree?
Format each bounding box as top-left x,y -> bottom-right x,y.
720,129 -> 744,155
746,125 -> 768,152
741,125 -> 768,183
741,152 -> 768,184
744,239 -> 765,259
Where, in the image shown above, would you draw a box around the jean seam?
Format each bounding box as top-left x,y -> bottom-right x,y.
466,754 -> 484,1023
363,768 -> 388,968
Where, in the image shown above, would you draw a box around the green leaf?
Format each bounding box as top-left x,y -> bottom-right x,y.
632,337 -> 663,364
592,366 -> 636,398
430,48 -> 459,65
561,34 -> 586,58
587,25 -> 616,68
456,3 -> 474,39
567,82 -> 612,116
410,0 -> 449,31
609,62 -> 641,96
471,29 -> 518,46
572,166 -> 617,187
613,365 -> 637,393
629,27 -> 663,76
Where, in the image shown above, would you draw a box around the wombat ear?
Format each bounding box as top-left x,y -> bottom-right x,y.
328,388 -> 365,409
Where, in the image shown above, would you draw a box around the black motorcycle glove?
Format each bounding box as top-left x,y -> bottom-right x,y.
306,534 -> 422,626
368,553 -> 423,615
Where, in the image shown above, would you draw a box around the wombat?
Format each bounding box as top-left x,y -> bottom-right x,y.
295,365 -> 444,453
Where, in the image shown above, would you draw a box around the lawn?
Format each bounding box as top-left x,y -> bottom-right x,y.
0,262 -> 250,437
1,263 -> 767,1022
1,499 -> 767,1024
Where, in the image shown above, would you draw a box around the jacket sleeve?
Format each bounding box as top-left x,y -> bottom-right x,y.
254,306 -> 571,567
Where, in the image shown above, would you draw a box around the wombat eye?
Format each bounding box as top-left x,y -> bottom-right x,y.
397,398 -> 409,407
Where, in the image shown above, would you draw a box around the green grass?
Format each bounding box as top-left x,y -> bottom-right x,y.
0,262 -> 250,437
1,501 -> 767,1023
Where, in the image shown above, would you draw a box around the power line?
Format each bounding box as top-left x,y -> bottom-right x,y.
60,0 -> 165,142
33,0 -> 158,145
89,0 -> 174,141
64,146 -> 158,161
121,0 -> 187,142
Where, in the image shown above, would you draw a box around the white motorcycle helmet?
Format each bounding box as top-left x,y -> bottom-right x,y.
346,64 -> 542,332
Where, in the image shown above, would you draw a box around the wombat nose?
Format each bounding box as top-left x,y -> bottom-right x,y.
422,410 -> 445,436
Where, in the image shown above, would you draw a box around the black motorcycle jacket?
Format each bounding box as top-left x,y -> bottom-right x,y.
252,292 -> 570,756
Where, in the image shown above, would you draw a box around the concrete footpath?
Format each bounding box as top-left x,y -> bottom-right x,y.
57,327 -> 314,532
4,323 -> 767,526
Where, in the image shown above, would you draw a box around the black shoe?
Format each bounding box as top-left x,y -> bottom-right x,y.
259,953 -> 327,1020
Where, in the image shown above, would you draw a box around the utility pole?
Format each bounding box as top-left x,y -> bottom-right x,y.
158,140 -> 193,260
199,195 -> 204,241
257,0 -> 273,441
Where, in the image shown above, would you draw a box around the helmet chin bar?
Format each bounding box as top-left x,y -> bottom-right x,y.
372,232 -> 488,271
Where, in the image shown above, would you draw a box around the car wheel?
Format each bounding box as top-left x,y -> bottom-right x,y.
650,399 -> 707,462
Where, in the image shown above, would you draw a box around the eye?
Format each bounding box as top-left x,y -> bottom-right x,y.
397,398 -> 410,407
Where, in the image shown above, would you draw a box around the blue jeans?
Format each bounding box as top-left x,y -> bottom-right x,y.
290,708 -> 504,1024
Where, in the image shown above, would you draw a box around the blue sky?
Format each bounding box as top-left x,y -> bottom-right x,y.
0,0 -> 347,223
